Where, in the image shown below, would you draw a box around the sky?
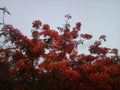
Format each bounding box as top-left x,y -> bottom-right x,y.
0,0 -> 120,53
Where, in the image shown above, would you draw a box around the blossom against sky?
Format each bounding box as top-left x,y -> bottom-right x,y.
0,0 -> 120,52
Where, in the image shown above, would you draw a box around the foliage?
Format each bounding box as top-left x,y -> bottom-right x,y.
0,14 -> 120,90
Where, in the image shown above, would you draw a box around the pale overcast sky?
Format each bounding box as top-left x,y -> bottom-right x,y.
0,0 -> 120,53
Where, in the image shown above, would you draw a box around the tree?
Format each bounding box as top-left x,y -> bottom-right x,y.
0,13 -> 120,90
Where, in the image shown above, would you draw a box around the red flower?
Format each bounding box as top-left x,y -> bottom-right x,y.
42,24 -> 50,30
110,48 -> 118,55
32,20 -> 42,29
76,22 -> 81,30
80,33 -> 92,40
70,49 -> 77,60
71,28 -> 79,39
64,70 -> 81,79
15,59 -> 25,68
32,41 -> 45,55
89,45 -> 99,54
32,30 -> 40,39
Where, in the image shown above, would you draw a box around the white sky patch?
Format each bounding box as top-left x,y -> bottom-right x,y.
0,0 -> 120,53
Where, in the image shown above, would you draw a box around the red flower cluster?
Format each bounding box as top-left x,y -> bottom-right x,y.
0,15 -> 120,90
111,48 -> 118,55
76,22 -> 81,30
32,20 -> 42,29
80,33 -> 92,40
32,30 -> 40,39
42,24 -> 50,30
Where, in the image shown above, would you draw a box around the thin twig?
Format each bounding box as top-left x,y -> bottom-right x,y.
0,7 -> 11,26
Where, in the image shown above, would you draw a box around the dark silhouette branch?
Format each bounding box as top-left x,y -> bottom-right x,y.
0,7 -> 11,26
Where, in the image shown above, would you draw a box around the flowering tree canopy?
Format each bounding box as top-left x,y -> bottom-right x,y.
0,13 -> 120,90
